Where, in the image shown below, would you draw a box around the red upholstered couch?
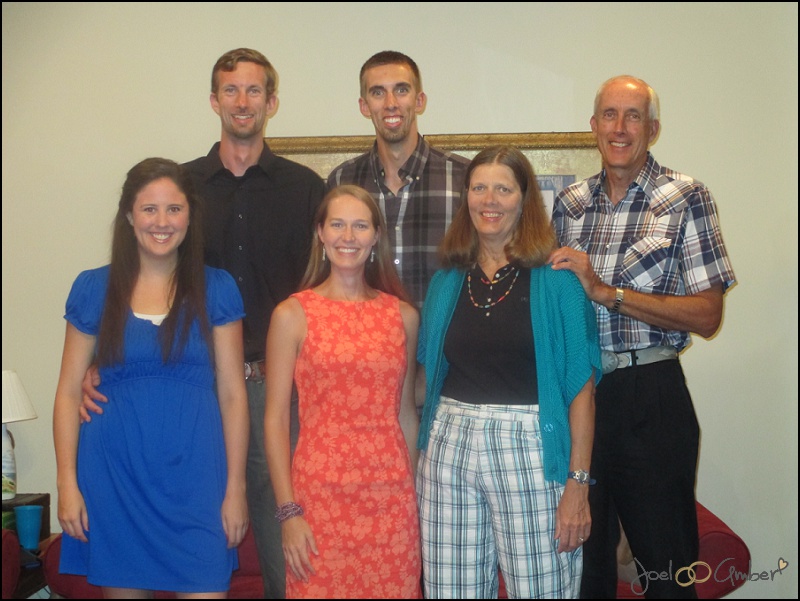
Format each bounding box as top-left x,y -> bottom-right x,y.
616,502 -> 750,599
40,526 -> 264,599
43,502 -> 749,599
2,529 -> 21,599
498,501 -> 749,599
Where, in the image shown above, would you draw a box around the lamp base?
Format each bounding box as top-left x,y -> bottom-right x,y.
2,424 -> 16,500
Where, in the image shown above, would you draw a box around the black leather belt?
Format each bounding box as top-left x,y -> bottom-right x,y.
601,346 -> 677,375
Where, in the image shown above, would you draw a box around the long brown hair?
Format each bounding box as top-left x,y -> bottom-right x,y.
440,145 -> 556,269
97,158 -> 210,366
300,185 -> 410,303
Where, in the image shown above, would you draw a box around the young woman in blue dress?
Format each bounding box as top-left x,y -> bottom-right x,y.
53,158 -> 249,598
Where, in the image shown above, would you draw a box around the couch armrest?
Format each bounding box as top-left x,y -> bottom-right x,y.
2,529 -> 21,599
40,534 -> 104,599
693,502 -> 750,598
616,502 -> 750,599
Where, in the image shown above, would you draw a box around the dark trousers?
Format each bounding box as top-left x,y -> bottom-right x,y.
245,379 -> 300,599
580,360 -> 699,599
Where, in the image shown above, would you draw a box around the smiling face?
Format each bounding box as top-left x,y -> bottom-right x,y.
210,61 -> 277,142
591,77 -> 660,182
358,63 -> 425,145
317,194 -> 379,271
467,162 -> 523,249
127,177 -> 189,263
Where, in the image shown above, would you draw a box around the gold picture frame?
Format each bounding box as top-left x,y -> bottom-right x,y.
269,131 -> 600,214
269,132 -> 600,176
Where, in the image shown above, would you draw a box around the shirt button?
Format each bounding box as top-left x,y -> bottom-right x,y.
238,214 -> 243,219
542,423 -> 554,433
238,245 -> 243,251
394,259 -> 400,265
238,276 -> 243,282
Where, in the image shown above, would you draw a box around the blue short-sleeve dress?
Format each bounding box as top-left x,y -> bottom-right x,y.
59,265 -> 244,593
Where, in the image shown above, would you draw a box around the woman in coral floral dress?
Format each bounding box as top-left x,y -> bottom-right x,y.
265,185 -> 421,599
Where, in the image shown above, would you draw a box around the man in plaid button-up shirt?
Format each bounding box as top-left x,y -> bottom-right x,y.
550,75 -> 735,599
327,51 -> 469,308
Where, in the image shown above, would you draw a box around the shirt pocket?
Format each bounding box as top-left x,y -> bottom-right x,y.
619,237 -> 673,290
565,238 -> 587,252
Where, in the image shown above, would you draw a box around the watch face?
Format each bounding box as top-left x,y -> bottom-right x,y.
571,470 -> 587,483
568,469 -> 595,485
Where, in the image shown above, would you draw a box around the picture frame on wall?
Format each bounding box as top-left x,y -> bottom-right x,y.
269,132 -> 600,216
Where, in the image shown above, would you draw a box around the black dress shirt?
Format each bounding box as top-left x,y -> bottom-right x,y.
184,142 -> 325,361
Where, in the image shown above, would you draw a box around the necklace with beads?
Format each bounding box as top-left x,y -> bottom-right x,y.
468,264 -> 520,317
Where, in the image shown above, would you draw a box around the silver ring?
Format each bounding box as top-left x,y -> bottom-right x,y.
578,537 -> 584,542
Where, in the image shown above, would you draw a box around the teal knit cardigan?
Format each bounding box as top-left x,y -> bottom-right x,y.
416,266 -> 602,483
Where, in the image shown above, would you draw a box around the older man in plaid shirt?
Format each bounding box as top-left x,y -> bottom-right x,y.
550,75 -> 736,599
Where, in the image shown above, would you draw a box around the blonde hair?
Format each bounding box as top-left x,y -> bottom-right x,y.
300,185 -> 410,303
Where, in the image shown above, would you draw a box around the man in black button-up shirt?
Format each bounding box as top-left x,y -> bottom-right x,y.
186,48 -> 324,600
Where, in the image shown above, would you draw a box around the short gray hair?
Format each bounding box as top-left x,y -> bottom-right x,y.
594,75 -> 660,121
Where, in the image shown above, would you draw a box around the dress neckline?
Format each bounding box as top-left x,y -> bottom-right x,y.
308,288 -> 382,304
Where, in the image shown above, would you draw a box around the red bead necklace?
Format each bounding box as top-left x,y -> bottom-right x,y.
467,266 -> 520,317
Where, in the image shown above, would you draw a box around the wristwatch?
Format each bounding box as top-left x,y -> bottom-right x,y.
609,287 -> 625,313
567,469 -> 596,485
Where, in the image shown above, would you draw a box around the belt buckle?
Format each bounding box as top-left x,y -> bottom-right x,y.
245,361 -> 265,382
617,351 -> 633,369
601,350 -> 632,374
601,350 -> 619,374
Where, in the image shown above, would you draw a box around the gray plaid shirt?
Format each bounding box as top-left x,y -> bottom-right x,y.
552,153 -> 736,352
327,135 -> 469,307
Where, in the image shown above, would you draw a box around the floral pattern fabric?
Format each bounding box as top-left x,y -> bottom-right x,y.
288,289 -> 421,599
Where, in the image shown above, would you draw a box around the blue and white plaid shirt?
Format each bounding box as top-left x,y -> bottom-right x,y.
552,153 -> 736,352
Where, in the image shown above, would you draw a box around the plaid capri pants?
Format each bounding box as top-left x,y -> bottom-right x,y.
417,396 -> 582,599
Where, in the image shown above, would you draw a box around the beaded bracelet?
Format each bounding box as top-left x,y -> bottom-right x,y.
275,501 -> 304,523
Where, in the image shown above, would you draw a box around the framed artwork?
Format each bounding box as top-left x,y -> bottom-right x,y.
269,131 -> 601,214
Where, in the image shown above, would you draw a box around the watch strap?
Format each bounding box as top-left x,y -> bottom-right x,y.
609,287 -> 625,313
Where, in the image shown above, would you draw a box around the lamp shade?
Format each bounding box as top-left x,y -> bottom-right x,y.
2,370 -> 37,424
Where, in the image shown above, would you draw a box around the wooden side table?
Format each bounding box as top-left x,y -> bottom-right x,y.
2,493 -> 52,599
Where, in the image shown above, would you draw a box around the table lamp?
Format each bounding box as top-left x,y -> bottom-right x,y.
2,370 -> 38,500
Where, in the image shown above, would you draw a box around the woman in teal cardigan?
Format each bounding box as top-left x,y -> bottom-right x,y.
416,146 -> 602,599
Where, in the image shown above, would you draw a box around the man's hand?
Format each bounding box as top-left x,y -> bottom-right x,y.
79,364 -> 107,423
549,246 -> 614,306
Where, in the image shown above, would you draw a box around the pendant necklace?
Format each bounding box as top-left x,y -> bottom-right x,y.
468,265 -> 520,317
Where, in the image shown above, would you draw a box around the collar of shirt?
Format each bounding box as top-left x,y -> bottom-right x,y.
367,134 -> 430,193
195,141 -> 278,183
594,151 -> 662,208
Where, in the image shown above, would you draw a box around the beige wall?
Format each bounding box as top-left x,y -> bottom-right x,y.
2,2 -> 797,598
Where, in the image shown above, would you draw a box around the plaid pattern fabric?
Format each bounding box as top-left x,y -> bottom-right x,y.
327,135 -> 469,307
417,397 -> 582,599
552,153 -> 736,352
